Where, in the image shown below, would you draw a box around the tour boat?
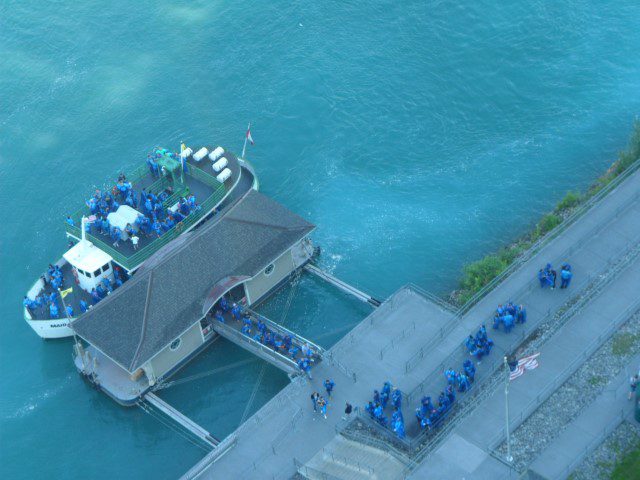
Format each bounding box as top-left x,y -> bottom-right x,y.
23,144 -> 258,339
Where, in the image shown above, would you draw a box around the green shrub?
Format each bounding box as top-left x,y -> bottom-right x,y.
458,255 -> 507,301
536,213 -> 561,236
555,191 -> 582,212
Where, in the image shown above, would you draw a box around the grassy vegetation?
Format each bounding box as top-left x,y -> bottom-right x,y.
611,445 -> 640,480
611,332 -> 639,356
453,120 -> 640,306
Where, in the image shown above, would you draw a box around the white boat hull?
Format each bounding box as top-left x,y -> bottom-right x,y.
24,313 -> 75,339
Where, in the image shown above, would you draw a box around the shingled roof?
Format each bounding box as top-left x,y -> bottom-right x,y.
71,190 -> 315,373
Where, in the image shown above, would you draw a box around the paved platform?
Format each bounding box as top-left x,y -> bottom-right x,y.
188,286 -> 454,479
528,354 -> 640,480
186,167 -> 640,479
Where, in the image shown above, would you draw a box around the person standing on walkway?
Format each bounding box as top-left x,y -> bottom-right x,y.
323,378 -> 335,398
560,265 -> 573,289
342,402 -> 353,421
318,396 -> 328,419
629,374 -> 639,400
310,391 -> 320,413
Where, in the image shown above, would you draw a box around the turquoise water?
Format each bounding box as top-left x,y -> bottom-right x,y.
2,0 -> 640,478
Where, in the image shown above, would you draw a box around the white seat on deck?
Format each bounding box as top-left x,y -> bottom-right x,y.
192,147 -> 208,162
212,157 -> 228,173
208,146 -> 224,162
216,168 -> 232,183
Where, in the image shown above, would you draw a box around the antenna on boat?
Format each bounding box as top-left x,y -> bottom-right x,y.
81,216 -> 86,243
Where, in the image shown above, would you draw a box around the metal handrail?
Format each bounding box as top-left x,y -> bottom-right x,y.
320,447 -> 375,475
179,434 -> 238,480
213,321 -> 299,372
247,309 -> 325,355
293,458 -> 342,480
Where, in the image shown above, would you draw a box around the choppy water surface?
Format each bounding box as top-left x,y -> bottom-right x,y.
1,1 -> 639,478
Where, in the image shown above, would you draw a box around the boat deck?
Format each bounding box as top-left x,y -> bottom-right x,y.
65,149 -> 247,271
29,262 -> 97,320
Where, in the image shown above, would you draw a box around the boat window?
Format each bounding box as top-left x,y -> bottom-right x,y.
264,264 -> 275,276
85,270 -> 92,277
93,269 -> 101,277
101,264 -> 110,273
170,338 -> 181,351
77,268 -> 85,275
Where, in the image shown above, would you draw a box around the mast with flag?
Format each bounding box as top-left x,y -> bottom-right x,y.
503,352 -> 540,463
241,123 -> 254,159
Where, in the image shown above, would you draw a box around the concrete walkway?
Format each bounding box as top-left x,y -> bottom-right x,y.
409,249 -> 640,479
402,170 -> 640,435
528,354 -> 640,480
185,168 -> 640,480
186,286 -> 454,479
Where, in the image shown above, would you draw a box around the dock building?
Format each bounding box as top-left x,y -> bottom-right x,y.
70,189 -> 315,405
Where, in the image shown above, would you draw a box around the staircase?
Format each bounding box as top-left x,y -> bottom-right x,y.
299,436 -> 407,480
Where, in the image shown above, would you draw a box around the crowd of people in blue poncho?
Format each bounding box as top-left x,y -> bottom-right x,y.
491,302 -> 527,334
538,262 -> 573,290
414,326 -> 486,432
212,296 -> 318,377
357,261 -> 574,440
23,262 -> 129,319
70,157 -> 201,249
365,381 -> 406,439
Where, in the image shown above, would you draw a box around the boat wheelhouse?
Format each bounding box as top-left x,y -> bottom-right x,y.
24,144 -> 259,339
70,189 -> 316,405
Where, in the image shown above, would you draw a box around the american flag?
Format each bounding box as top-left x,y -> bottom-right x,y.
510,352 -> 540,381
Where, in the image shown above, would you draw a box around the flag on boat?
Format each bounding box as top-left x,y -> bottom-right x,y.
509,352 -> 540,381
180,142 -> 187,152
60,287 -> 73,299
246,125 -> 254,145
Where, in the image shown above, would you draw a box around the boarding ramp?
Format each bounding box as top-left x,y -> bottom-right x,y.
305,264 -> 382,307
142,392 -> 219,449
210,310 -> 324,377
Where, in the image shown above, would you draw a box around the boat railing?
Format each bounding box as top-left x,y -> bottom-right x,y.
65,168 -> 227,271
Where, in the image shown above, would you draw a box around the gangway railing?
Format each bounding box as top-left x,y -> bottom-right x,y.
211,320 -> 300,375
305,264 -> 382,307
247,309 -> 325,356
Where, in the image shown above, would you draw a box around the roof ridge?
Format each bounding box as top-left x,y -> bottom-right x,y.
135,187 -> 255,277
129,272 -> 154,371
223,215 -> 311,232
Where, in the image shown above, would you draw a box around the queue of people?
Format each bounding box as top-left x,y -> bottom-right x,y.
365,381 -> 406,439
212,296 -> 318,378
415,357 -> 477,431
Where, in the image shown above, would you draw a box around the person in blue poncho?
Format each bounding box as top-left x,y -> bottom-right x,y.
79,300 -> 89,313
560,264 -> 573,289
